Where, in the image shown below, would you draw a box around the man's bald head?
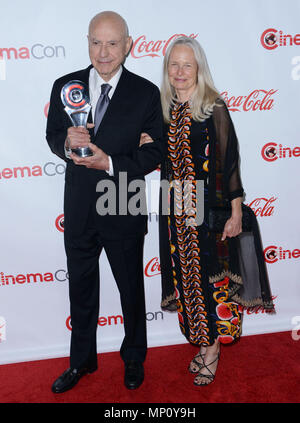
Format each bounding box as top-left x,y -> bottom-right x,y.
88,11 -> 129,38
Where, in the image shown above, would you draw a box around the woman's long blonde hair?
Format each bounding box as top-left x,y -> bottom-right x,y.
161,36 -> 220,122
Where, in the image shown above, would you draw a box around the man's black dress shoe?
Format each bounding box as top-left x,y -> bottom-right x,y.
124,360 -> 144,390
51,365 -> 97,393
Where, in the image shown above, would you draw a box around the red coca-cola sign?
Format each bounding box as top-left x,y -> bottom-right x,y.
145,257 -> 161,277
246,197 -> 277,217
131,33 -> 198,59
240,296 -> 277,314
221,89 -> 277,112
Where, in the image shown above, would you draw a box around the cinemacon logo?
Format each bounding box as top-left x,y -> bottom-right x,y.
0,162 -> 66,180
261,142 -> 300,161
66,311 -> 163,330
55,214 -> 64,233
261,28 -> 300,50
0,270 -> 69,286
131,33 -> 198,58
0,44 -> 65,60
264,246 -> 300,264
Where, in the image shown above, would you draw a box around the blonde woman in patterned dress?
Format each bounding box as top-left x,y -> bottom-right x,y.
140,36 -> 274,386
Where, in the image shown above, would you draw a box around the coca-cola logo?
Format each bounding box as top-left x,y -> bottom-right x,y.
221,89 -> 277,112
55,214 -> 64,232
261,28 -> 300,50
131,33 -> 198,59
246,197 -> 276,217
145,257 -> 161,277
261,142 -> 300,162
240,296 -> 277,314
264,246 -> 300,264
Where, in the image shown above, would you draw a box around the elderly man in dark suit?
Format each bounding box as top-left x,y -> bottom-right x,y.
46,11 -> 163,393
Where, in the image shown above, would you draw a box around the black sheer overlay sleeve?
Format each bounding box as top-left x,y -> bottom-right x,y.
210,99 -> 274,311
212,99 -> 244,202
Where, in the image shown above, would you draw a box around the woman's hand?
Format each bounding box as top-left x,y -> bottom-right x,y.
221,197 -> 243,241
221,215 -> 242,241
139,132 -> 154,147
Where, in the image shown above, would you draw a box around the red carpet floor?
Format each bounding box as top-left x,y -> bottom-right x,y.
0,331 -> 299,404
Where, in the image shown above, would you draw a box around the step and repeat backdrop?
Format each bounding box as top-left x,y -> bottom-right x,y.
0,0 -> 299,364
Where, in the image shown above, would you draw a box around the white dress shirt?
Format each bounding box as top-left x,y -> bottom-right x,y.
65,66 -> 123,176
89,66 -> 122,120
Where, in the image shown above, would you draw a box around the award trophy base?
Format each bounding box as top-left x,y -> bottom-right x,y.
71,147 -> 93,157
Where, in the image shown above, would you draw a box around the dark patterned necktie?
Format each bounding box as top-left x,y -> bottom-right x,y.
94,83 -> 112,134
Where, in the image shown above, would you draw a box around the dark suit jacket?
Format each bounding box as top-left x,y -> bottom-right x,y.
46,65 -> 164,239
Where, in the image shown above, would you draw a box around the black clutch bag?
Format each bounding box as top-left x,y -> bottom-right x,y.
208,203 -> 253,233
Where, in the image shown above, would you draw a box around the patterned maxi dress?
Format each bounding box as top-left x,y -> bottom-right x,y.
160,100 -> 274,347
166,101 -> 242,346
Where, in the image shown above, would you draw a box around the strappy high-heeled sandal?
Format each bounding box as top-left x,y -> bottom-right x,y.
188,352 -> 205,374
193,353 -> 220,386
